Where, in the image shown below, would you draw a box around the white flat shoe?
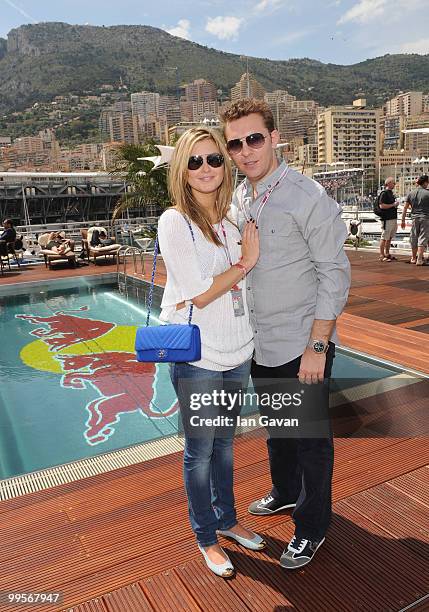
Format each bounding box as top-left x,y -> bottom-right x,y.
198,544 -> 235,579
217,528 -> 267,550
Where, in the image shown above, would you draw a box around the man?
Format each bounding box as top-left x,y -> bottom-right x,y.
0,219 -> 16,256
402,175 -> 429,266
0,219 -> 16,243
378,177 -> 399,262
221,99 -> 351,569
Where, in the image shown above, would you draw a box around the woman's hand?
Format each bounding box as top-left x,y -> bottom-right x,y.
240,221 -> 259,271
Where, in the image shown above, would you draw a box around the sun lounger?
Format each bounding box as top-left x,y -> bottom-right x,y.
85,227 -> 121,264
38,232 -> 77,269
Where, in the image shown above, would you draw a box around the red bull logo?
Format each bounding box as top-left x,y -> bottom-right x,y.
16,306 -> 115,351
17,307 -> 178,445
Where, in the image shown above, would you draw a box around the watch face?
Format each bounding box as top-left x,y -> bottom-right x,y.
313,341 -> 326,353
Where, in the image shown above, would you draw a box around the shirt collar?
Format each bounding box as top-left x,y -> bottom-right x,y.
244,160 -> 288,197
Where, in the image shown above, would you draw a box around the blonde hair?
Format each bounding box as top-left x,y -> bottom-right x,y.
168,127 -> 233,245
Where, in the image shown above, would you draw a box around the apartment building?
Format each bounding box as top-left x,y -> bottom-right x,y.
318,100 -> 380,184
404,114 -> 429,156
99,101 -> 134,140
231,73 -> 265,102
279,109 -> 318,143
265,90 -> 297,107
383,115 -> 406,150
192,101 -> 220,122
13,136 -> 45,154
183,79 -> 217,104
108,113 -> 139,144
131,92 -> 160,119
167,119 -> 221,144
298,143 -> 318,167
385,91 -> 424,117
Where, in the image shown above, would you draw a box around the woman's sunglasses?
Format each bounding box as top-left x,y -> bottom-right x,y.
188,153 -> 224,171
226,132 -> 268,155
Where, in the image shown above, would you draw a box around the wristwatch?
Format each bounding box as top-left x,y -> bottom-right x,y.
307,339 -> 329,354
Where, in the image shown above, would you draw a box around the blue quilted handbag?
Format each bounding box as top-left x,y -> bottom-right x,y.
135,217 -> 201,363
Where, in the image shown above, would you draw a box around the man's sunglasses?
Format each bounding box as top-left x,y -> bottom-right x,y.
226,132 -> 268,154
188,153 -> 224,171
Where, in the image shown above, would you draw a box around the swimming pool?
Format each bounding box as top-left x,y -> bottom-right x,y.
0,275 -> 418,480
0,275 -> 179,479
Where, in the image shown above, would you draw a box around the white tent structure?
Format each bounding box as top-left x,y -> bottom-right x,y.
137,145 -> 175,171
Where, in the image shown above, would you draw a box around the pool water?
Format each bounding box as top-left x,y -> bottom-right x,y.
0,278 -> 179,479
0,277 -> 407,479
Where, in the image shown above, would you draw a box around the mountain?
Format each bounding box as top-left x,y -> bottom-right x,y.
0,22 -> 428,116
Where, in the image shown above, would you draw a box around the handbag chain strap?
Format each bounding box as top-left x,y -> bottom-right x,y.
146,215 -> 195,327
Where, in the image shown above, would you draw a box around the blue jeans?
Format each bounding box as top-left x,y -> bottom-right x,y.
170,359 -> 251,547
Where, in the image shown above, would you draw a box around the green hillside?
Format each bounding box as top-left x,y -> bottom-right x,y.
0,22 -> 428,116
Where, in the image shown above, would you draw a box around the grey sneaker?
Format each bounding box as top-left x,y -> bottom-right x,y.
280,535 -> 325,569
248,493 -> 296,516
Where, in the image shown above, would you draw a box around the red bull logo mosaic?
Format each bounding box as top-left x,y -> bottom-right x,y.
17,307 -> 178,445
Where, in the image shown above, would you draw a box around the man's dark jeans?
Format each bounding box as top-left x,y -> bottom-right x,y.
251,343 -> 335,541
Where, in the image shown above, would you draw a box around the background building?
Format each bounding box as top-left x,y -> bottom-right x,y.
404,115 -> 429,157
231,73 -> 265,102
183,79 -> 217,104
385,91 -> 424,117
318,99 -> 380,189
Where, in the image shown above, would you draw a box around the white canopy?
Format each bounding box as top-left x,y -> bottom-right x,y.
137,145 -> 175,169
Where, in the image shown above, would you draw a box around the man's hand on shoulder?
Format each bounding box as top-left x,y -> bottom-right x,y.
298,348 -> 326,385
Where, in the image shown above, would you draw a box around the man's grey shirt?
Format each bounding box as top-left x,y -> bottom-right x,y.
232,162 -> 351,367
406,187 -> 429,218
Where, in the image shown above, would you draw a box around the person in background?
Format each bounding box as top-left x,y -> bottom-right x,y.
402,175 -> 429,266
46,231 -> 75,255
378,177 -> 399,262
0,219 -> 16,243
157,126 -> 264,579
0,219 -> 17,256
90,229 -> 115,247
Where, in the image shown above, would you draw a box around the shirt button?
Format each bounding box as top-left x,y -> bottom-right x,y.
271,229 -> 275,233
255,330 -> 258,334
268,184 -> 271,188
250,309 -> 254,313
247,287 -> 251,290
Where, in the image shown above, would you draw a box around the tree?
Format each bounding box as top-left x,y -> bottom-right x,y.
109,142 -> 170,223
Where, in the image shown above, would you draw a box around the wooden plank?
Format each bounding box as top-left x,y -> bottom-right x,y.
342,489 -> 429,560
172,559 -> 250,612
387,470 -> 429,505
141,570 -> 202,611
102,584 -> 153,611
63,598 -> 108,612
349,284 -> 429,310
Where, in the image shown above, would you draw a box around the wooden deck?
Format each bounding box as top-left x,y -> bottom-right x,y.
0,249 -> 428,612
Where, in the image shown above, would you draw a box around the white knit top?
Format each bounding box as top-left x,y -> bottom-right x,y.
157,208 -> 254,371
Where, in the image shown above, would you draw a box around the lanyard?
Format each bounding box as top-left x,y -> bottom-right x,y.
214,220 -> 241,291
240,166 -> 289,225
214,220 -> 233,266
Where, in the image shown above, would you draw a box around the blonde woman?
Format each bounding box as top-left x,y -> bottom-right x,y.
158,127 -> 264,578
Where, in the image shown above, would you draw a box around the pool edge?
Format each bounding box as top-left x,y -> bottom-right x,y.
0,435 -> 185,501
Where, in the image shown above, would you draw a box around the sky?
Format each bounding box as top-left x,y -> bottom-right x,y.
0,0 -> 428,65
